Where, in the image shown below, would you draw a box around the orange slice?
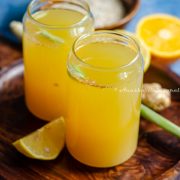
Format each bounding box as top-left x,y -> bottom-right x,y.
136,14 -> 180,59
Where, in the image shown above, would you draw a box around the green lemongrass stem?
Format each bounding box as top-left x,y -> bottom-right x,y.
38,30 -> 64,44
72,65 -> 85,79
10,21 -> 64,44
141,104 -> 180,138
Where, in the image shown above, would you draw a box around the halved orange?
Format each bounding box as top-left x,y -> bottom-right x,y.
136,14 -> 180,59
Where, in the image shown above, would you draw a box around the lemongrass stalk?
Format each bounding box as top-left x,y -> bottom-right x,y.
38,30 -> 64,43
10,21 -> 64,43
141,104 -> 180,138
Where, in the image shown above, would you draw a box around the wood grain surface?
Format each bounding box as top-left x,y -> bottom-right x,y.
0,39 -> 180,180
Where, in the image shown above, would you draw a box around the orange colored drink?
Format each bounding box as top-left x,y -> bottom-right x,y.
66,32 -> 144,167
23,0 -> 94,120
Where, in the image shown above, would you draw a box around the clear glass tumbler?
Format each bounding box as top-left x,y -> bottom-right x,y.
23,0 -> 94,120
66,31 -> 144,167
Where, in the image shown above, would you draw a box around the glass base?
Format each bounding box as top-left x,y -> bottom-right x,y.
67,146 -> 137,168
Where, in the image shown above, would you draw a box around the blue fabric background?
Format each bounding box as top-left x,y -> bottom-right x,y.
0,0 -> 179,74
0,0 -> 29,42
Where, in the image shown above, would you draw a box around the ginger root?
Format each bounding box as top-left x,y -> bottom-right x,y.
142,83 -> 171,111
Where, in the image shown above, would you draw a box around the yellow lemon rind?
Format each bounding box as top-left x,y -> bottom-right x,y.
13,117 -> 65,160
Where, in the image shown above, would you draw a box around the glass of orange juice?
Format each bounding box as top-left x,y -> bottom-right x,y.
23,0 -> 94,121
66,31 -> 144,168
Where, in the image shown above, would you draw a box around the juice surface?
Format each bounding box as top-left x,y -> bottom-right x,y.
66,42 -> 143,167
23,8 -> 93,120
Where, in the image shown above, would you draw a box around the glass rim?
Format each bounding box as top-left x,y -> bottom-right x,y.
71,31 -> 143,72
27,0 -> 93,30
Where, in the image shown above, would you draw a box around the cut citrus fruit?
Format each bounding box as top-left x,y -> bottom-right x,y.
115,30 -> 151,72
13,117 -> 65,160
136,14 -> 180,59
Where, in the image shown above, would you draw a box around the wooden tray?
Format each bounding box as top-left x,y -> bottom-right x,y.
0,39 -> 180,180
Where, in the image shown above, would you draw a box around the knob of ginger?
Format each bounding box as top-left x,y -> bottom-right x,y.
142,83 -> 171,111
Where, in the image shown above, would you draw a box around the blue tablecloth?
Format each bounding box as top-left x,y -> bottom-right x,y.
0,0 -> 179,74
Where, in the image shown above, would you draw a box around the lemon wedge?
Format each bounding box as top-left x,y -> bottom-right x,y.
13,117 -> 65,160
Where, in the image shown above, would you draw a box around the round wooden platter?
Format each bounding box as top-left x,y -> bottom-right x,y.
0,39 -> 180,180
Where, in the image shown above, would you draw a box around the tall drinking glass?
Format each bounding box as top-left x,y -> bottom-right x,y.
23,0 -> 94,120
66,31 -> 144,167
